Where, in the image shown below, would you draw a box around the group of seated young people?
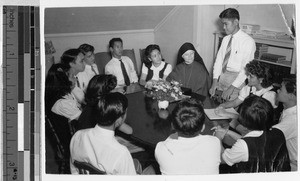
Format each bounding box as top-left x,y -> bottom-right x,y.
45,36 -> 212,174
45,7 -> 297,175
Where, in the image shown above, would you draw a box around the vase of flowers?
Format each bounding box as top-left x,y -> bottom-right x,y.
146,80 -> 185,109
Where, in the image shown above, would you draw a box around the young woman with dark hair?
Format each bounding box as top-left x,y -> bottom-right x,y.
213,95 -> 290,173
77,74 -> 132,134
139,44 -> 172,88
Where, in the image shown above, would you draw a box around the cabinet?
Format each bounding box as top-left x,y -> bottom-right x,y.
213,32 -> 296,83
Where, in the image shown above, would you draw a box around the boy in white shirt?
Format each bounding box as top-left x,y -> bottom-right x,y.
105,38 -> 138,87
155,99 -> 221,174
273,78 -> 297,171
77,44 -> 99,94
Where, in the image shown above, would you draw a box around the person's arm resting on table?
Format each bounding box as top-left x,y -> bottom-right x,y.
219,97 -> 243,109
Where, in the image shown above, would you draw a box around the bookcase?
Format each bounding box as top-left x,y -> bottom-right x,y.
213,32 -> 296,83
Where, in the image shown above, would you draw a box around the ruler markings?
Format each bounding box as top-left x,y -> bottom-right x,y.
24,6 -> 30,53
3,6 -> 19,181
3,6 -> 40,181
18,6 -> 24,104
33,6 -> 39,180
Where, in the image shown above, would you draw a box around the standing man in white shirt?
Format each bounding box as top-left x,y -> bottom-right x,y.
105,38 -> 138,87
209,8 -> 256,101
77,43 -> 99,93
273,78 -> 297,171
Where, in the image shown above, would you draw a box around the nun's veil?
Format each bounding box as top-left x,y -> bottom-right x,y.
176,42 -> 209,73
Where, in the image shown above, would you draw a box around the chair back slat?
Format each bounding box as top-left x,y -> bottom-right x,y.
94,52 -> 111,75
123,49 -> 138,73
74,160 -> 106,174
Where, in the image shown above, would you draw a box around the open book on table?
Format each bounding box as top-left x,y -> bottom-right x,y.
204,107 -> 238,120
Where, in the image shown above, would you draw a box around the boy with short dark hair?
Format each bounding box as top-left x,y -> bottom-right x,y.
77,43 -> 99,93
273,78 -> 297,171
155,99 -> 221,174
105,38 -> 138,87
70,92 -> 136,174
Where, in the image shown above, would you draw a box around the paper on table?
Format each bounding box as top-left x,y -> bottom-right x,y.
204,108 -> 238,120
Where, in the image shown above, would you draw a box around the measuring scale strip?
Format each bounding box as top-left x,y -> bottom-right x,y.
2,6 -> 40,181
3,6 -> 19,181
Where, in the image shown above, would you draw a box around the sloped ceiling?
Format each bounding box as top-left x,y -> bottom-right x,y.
45,6 -> 175,34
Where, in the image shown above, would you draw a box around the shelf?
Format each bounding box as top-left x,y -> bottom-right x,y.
253,36 -> 295,48
213,31 -> 296,74
255,59 -> 291,68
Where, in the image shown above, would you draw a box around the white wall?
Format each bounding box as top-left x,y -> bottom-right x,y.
45,4 -> 296,76
227,4 -> 295,34
154,6 -> 195,68
45,30 -> 155,74
194,5 -> 224,76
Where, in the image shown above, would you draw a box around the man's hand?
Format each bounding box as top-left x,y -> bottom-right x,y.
209,79 -> 218,97
222,85 -> 235,101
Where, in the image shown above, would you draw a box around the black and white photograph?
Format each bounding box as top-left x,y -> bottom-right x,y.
1,0 -> 299,181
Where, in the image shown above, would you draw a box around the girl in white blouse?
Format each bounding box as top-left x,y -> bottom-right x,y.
215,60 -> 276,135
139,44 -> 172,88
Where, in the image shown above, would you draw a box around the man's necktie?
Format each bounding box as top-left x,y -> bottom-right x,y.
91,64 -> 98,75
119,59 -> 130,86
76,76 -> 80,88
222,35 -> 233,73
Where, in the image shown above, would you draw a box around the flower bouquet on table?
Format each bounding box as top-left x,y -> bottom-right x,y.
145,79 -> 189,108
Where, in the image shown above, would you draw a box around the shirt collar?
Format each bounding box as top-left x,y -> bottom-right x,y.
232,29 -> 242,38
85,64 -> 92,70
150,61 -> 165,70
243,130 -> 263,138
178,134 -> 202,141
112,56 -> 123,62
251,86 -> 273,94
93,125 -> 115,138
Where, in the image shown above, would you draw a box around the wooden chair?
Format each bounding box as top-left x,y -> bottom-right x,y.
94,52 -> 111,75
139,48 -> 145,62
139,48 -> 146,75
123,49 -> 139,74
45,115 -> 71,174
73,160 -> 106,174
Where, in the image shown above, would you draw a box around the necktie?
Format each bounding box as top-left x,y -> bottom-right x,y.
91,64 -> 98,75
76,76 -> 80,88
222,35 -> 233,73
119,59 -> 130,86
